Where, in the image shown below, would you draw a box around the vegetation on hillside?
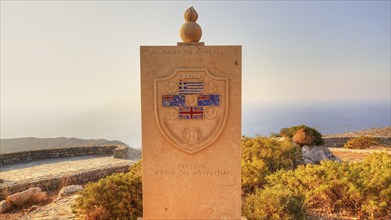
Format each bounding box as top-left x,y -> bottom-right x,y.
243,185 -> 306,220
73,125 -> 391,220
242,137 -> 391,220
241,136 -> 302,195
263,153 -> 391,220
344,136 -> 380,149
73,161 -> 142,220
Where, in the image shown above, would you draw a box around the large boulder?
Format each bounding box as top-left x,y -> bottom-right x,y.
7,187 -> 47,207
302,146 -> 341,164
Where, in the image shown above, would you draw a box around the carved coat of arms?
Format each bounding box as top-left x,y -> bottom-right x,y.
154,68 -> 228,154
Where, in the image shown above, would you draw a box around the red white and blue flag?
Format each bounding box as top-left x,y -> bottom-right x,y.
178,106 -> 204,119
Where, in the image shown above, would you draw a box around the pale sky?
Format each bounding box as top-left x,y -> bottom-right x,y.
1,1 -> 390,145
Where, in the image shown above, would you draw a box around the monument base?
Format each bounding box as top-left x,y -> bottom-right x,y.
138,217 -> 248,220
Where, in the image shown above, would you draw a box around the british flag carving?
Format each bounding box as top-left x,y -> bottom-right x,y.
154,68 -> 228,154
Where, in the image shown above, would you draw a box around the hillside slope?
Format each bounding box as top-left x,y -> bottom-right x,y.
0,137 -> 126,154
325,126 -> 391,138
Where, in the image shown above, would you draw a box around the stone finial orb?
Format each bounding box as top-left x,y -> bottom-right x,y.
180,7 -> 202,42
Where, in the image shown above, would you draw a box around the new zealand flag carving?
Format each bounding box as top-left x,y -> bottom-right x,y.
197,95 -> 220,106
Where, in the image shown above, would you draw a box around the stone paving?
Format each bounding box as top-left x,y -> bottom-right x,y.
0,156 -> 135,185
0,156 -> 137,218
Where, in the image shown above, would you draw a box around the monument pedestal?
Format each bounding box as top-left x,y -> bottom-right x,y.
141,45 -> 241,219
138,217 -> 248,220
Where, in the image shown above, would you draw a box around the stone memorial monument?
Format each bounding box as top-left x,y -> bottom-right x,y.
141,7 -> 242,219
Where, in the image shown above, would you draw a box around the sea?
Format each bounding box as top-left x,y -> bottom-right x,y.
124,101 -> 390,147
242,101 -> 390,137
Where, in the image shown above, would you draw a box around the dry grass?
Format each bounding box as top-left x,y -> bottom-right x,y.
329,147 -> 391,162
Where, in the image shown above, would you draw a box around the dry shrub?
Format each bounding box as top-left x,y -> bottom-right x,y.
292,128 -> 316,147
73,161 -> 142,220
241,136 -> 302,195
344,136 -> 380,149
278,125 -> 324,147
265,153 -> 391,219
243,185 -> 306,220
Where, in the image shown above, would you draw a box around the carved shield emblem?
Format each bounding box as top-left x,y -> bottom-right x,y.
154,68 -> 228,154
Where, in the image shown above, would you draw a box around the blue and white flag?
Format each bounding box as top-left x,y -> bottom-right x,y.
178,81 -> 204,94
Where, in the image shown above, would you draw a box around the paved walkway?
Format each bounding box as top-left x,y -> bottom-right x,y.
0,156 -> 136,185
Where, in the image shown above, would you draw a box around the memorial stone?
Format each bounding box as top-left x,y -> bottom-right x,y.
141,7 -> 242,219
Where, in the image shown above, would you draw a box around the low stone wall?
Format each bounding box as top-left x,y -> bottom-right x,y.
323,137 -> 391,148
0,162 -> 133,200
0,146 -> 119,166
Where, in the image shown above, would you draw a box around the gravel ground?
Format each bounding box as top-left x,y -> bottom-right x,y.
329,147 -> 391,162
0,194 -> 82,220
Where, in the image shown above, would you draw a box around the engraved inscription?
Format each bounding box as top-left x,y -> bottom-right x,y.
155,170 -> 175,176
179,72 -> 204,81
153,163 -> 231,177
159,48 -> 220,57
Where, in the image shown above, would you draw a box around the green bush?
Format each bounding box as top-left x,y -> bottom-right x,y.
73,161 -> 142,220
265,153 -> 391,219
243,185 -> 306,220
241,136 -> 302,195
344,136 -> 380,149
278,125 -> 324,146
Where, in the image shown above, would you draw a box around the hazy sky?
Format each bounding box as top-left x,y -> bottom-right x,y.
1,1 -> 390,145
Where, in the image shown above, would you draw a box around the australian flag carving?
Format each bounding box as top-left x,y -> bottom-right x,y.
161,82 -> 220,119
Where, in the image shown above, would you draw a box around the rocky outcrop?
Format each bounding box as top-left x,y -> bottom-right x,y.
114,146 -> 130,159
0,187 -> 48,213
7,187 -> 47,206
57,185 -> 83,199
302,146 -> 341,164
19,194 -> 79,219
